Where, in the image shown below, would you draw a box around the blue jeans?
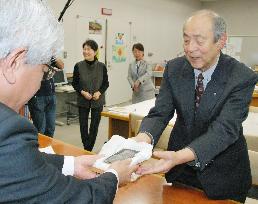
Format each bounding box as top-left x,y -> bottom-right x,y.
28,95 -> 56,137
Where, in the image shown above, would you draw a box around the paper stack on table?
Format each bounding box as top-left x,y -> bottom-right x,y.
107,106 -> 135,115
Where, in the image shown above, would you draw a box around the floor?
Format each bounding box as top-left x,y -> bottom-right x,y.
54,101 -> 131,153
54,115 -> 108,153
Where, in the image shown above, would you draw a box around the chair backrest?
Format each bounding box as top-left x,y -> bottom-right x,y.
245,135 -> 258,152
244,109 -> 258,185
134,119 -> 173,151
249,106 -> 258,113
249,150 -> 258,186
129,112 -> 144,137
243,106 -> 258,152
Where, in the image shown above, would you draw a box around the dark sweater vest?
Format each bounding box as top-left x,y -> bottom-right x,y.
77,60 -> 105,108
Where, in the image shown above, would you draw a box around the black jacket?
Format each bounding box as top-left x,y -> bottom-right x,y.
139,53 -> 258,200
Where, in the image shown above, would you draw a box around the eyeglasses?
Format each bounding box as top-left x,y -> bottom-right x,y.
42,64 -> 56,81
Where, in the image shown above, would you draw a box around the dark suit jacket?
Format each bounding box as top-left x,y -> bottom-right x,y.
139,53 -> 258,200
0,103 -> 117,203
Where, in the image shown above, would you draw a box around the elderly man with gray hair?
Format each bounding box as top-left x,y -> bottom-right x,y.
0,0 -> 138,203
134,10 -> 258,203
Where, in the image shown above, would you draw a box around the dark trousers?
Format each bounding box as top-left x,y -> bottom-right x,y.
28,95 -> 56,137
78,106 -> 103,151
174,165 -> 247,203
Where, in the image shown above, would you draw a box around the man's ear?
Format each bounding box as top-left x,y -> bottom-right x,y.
218,33 -> 227,50
2,48 -> 27,84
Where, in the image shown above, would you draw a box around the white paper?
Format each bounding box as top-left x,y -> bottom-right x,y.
94,135 -> 153,181
107,98 -> 177,125
39,146 -> 55,154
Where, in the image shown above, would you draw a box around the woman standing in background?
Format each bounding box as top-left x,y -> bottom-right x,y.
127,43 -> 155,104
72,39 -> 109,151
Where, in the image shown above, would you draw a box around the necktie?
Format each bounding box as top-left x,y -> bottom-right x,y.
136,62 -> 140,75
195,73 -> 204,108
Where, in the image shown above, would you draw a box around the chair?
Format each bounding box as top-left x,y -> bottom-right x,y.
243,106 -> 258,184
134,119 -> 173,151
243,106 -> 258,152
244,107 -> 258,202
249,150 -> 258,186
245,197 -> 258,204
129,112 -> 144,137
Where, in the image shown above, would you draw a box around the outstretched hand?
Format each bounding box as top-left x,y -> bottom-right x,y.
136,151 -> 177,175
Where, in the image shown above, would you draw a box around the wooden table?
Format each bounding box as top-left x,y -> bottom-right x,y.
38,134 -> 237,204
101,111 -> 130,139
39,134 -> 93,156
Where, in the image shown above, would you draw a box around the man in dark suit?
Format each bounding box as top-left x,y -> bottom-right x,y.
134,10 -> 258,203
0,0 -> 138,203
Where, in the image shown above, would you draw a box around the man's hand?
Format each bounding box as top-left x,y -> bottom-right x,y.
93,91 -> 101,101
81,90 -> 92,100
74,155 -> 102,179
136,151 -> 177,175
109,159 -> 139,186
55,58 -> 64,69
136,148 -> 195,175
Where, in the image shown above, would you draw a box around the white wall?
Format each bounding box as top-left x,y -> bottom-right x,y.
202,0 -> 258,67
48,0 -> 202,105
48,0 -> 202,70
202,0 -> 258,35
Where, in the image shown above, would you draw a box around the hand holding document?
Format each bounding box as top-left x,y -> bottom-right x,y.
94,135 -> 153,181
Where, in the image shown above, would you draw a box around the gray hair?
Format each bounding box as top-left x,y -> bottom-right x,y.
0,0 -> 63,64
213,15 -> 227,42
186,10 -> 227,43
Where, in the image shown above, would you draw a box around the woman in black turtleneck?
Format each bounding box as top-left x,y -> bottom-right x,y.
72,39 -> 109,151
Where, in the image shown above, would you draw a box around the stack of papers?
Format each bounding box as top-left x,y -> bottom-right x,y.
107,106 -> 136,115
107,98 -> 177,125
107,98 -> 156,116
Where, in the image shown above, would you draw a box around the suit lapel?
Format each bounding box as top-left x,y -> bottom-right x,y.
195,54 -> 228,121
138,60 -> 146,75
179,61 -> 196,127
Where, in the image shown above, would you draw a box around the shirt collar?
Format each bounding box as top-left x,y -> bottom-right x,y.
194,54 -> 220,82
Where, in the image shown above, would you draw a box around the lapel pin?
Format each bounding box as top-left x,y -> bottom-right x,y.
213,93 -> 217,96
